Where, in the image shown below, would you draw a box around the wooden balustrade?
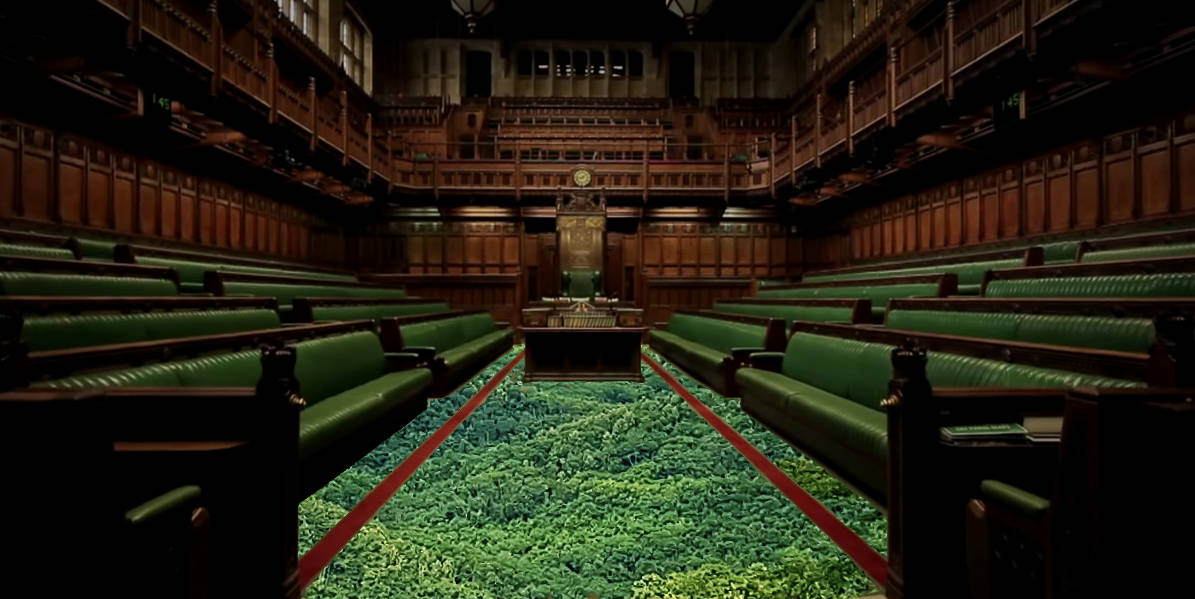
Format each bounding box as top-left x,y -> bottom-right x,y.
221,45 -> 269,106
139,0 -> 213,70
953,0 -> 1025,75
275,77 -> 313,132
316,96 -> 343,150
820,96 -> 849,153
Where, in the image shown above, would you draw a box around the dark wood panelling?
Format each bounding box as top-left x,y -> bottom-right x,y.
847,110 -> 1195,261
0,117 -> 322,260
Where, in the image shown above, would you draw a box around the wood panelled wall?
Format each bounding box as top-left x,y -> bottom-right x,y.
0,117 -> 343,262
393,221 -> 522,274
640,221 -> 799,277
848,110 -> 1195,260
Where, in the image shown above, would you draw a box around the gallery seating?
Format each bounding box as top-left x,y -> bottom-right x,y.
0,255 -> 180,296
1,296 -> 280,352
648,310 -> 786,396
755,273 -> 958,321
379,310 -> 515,396
711,298 -> 871,328
883,297 -> 1195,353
735,320 -> 1172,504
292,297 -> 451,323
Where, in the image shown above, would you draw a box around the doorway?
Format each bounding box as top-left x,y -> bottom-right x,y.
668,51 -> 695,101
465,51 -> 492,98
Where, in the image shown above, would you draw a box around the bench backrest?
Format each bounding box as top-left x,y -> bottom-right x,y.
713,301 -> 865,328
308,301 -> 451,322
397,312 -> 498,353
780,332 -> 1143,412
0,272 -> 178,296
217,280 -> 405,309
986,273 -> 1195,298
802,257 -> 1024,288
72,238 -> 117,260
0,243 -> 75,260
666,312 -> 768,356
885,310 -> 1156,353
39,331 -> 386,405
139,256 -> 356,290
1079,241 -> 1195,264
20,308 -> 282,352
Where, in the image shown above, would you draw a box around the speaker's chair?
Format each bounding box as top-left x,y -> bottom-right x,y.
561,270 -> 601,299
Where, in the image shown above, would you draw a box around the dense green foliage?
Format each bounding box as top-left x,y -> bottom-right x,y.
299,348 -> 885,598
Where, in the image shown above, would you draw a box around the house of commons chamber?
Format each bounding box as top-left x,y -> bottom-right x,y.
2,1 -> 1194,597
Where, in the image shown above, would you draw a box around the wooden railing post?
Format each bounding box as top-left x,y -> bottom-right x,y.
1023,0 -> 1036,55
366,113 -> 373,181
814,92 -> 823,167
386,129 -> 394,195
267,41 -> 277,124
209,1 -> 222,95
769,132 -> 776,198
514,140 -> 522,203
945,1 -> 956,102
847,80 -> 856,155
888,45 -> 898,127
339,90 -> 348,166
790,115 -> 797,175
307,77 -> 317,152
723,143 -> 730,202
642,140 -> 649,203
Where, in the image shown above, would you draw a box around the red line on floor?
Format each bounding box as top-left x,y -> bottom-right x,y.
299,351 -> 525,590
642,352 -> 889,587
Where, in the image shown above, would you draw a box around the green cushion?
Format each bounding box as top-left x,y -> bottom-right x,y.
986,273 -> 1195,298
0,242 -> 74,260
664,313 -> 767,356
979,480 -> 1050,518
438,329 -> 514,375
298,368 -> 432,461
713,303 -> 855,328
757,283 -> 941,316
310,302 -> 451,321
74,238 -> 117,260
21,309 -> 281,352
887,309 -> 1155,353
0,272 -> 178,296
1080,242 -> 1195,264
649,330 -> 731,390
221,281 -> 405,310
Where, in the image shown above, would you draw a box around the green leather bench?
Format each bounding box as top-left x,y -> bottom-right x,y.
1080,241 -> 1195,263
1041,240 -> 1081,263
756,273 -> 957,321
205,271 -> 405,315
802,248 -> 1041,295
881,297 -> 1195,353
648,310 -> 786,396
1075,228 -> 1195,264
34,324 -> 431,497
0,256 -> 180,296
712,298 -> 870,328
983,256 -> 1195,298
3,297 -> 280,352
71,237 -> 118,260
292,297 -> 451,323
737,322 -> 1147,503
0,242 -> 75,260
380,310 -> 514,396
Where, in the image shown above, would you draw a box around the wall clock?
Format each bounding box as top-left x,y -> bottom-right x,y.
571,166 -> 593,187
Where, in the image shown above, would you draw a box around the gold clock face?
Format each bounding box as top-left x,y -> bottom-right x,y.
572,169 -> 592,187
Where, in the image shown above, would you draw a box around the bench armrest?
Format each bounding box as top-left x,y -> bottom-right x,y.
730,347 -> 764,363
384,352 -> 424,370
495,321 -> 512,329
748,352 -> 785,372
401,346 -> 439,360
653,321 -> 669,329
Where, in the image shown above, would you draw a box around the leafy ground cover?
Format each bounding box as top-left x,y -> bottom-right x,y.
299,347 -> 885,598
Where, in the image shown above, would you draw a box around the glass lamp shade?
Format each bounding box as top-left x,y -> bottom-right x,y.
664,0 -> 716,35
449,0 -> 495,33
